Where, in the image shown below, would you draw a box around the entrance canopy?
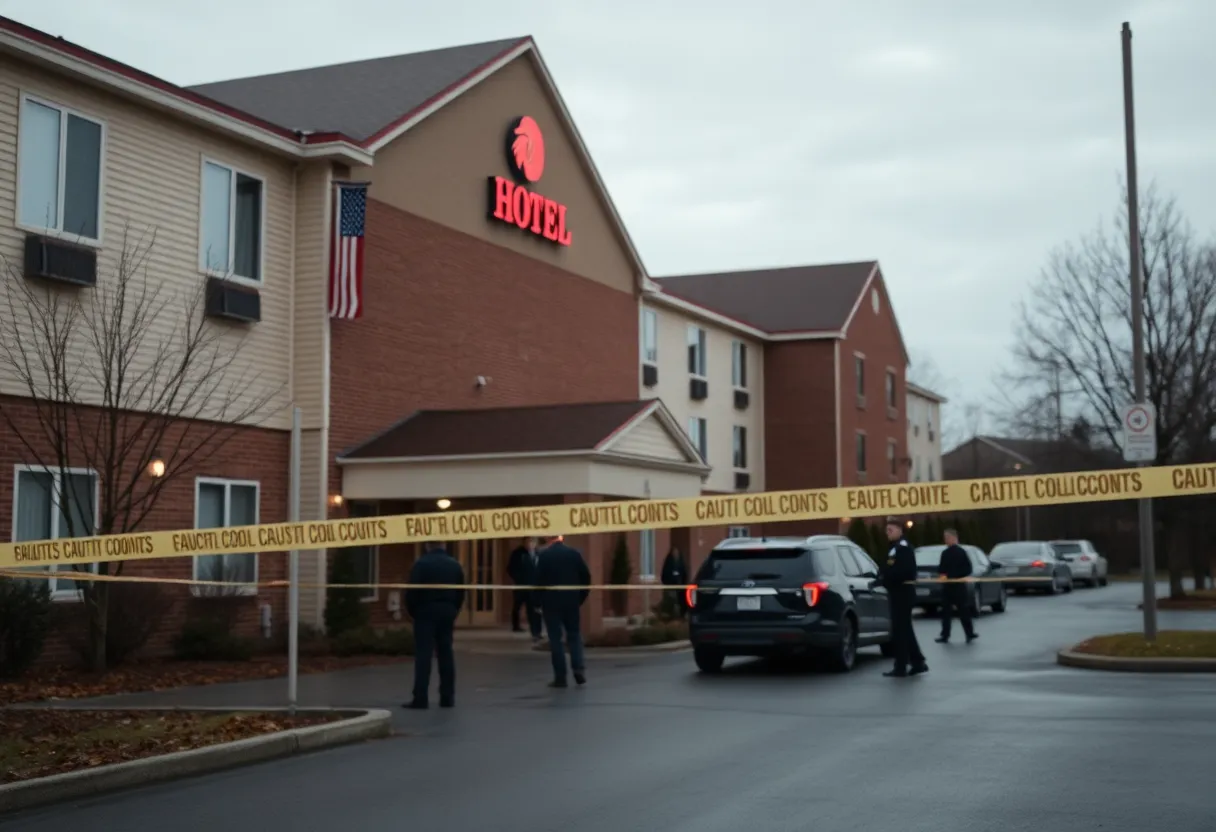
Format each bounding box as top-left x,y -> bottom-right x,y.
336,399 -> 709,501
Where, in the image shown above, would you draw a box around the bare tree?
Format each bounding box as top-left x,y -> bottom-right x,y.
1001,185 -> 1216,596
0,225 -> 282,669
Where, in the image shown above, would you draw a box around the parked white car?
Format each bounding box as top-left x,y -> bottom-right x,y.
1049,540 -> 1109,587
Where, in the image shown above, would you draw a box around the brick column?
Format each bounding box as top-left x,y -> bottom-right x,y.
564,494 -> 606,635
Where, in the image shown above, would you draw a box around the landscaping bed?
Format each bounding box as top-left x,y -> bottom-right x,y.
0,650 -> 408,707
1072,630 -> 1216,659
1155,589 -> 1216,610
583,621 -> 688,648
0,709 -> 343,784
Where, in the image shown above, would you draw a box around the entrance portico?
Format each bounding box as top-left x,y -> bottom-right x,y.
335,400 -> 709,631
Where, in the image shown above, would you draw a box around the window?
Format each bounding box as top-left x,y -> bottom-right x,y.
688,416 -> 708,461
641,308 -> 658,365
687,326 -> 707,377
201,160 -> 264,282
854,355 -> 866,406
731,340 -> 748,389
194,478 -> 259,590
928,461 -> 935,480
886,370 -> 897,409
836,546 -> 865,577
914,457 -> 922,481
888,439 -> 898,476
18,96 -> 104,241
732,425 -> 748,469
927,407 -> 935,442
12,467 -> 98,598
855,432 -> 867,473
640,529 -> 656,579
346,502 -> 379,600
727,526 -> 750,538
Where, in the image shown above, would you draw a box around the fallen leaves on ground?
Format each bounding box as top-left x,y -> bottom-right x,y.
0,709 -> 342,784
0,654 -> 408,707
1074,630 -> 1216,658
1156,589 -> 1216,610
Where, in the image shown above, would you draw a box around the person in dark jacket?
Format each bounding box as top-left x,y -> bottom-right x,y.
404,541 -> 466,709
660,547 -> 689,619
535,534 -> 591,688
936,528 -> 977,644
877,518 -> 928,678
507,537 -> 543,640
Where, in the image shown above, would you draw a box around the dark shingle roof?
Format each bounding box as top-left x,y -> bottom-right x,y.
339,401 -> 653,460
655,261 -> 877,333
188,38 -> 527,141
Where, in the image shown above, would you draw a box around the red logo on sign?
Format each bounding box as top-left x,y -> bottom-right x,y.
510,116 -> 545,182
487,116 -> 572,247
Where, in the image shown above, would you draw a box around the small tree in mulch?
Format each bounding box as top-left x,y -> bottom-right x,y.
0,577 -> 53,679
325,549 -> 370,638
847,518 -> 871,552
609,534 -> 632,616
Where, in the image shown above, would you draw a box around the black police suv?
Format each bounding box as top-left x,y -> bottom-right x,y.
687,535 -> 894,674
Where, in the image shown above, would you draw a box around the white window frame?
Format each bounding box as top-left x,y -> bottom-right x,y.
639,529 -> 657,579
731,340 -> 748,390
15,92 -> 107,247
198,156 -> 267,287
687,325 -> 707,379
11,465 -> 100,601
641,307 -> 659,366
885,368 -> 898,410
346,501 -> 380,603
688,416 -> 708,461
732,425 -> 748,470
727,526 -> 750,538
192,476 -> 261,595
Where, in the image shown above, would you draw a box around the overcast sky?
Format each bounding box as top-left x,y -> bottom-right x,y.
6,0 -> 1214,419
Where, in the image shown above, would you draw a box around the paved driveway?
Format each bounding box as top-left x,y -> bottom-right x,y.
4,582 -> 1215,832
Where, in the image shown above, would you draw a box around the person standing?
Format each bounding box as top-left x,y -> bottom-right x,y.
878,518 -> 928,678
535,534 -> 591,688
936,528 -> 978,644
507,536 -> 543,641
660,546 -> 689,620
404,541 -> 466,709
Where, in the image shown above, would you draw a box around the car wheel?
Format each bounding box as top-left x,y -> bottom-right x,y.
694,647 -> 725,674
992,585 -> 1007,613
1099,575 -> 1109,587
1046,576 -> 1058,595
827,614 -> 858,673
1064,577 -> 1074,593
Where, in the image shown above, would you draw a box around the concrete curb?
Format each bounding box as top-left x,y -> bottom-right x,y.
1057,649 -> 1216,673
0,707 -> 392,816
460,639 -> 691,657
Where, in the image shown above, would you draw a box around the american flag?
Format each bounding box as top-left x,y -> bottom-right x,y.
329,182 -> 369,319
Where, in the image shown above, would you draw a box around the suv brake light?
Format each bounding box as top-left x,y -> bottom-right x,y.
685,586 -> 697,608
1030,560 -> 1046,568
1078,555 -> 1092,562
803,581 -> 829,606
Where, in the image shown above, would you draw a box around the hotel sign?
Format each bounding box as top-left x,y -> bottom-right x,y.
487,115 -> 572,247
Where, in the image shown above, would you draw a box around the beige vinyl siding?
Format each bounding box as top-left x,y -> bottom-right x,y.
296,427 -> 327,623
612,415 -> 687,462
0,56 -> 295,430
642,298 -> 766,493
291,163 -> 332,428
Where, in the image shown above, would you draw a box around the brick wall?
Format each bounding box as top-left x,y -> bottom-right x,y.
328,198 -> 640,472
0,396 -> 290,666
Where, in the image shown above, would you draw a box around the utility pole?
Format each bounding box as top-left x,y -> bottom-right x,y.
1122,21 -> 1158,641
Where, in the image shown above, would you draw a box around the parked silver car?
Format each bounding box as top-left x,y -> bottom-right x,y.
989,541 -> 1074,594
1050,540 -> 1109,587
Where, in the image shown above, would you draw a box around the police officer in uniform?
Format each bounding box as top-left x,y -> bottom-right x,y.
404,541 -> 466,709
936,527 -> 978,644
878,517 -> 928,678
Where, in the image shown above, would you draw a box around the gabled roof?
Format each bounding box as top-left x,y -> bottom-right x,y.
654,261 -> 877,335
337,399 -> 705,468
907,381 -> 948,404
0,15 -> 371,164
189,38 -> 527,143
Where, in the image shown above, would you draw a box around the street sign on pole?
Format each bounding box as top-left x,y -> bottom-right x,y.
1120,402 -> 1157,462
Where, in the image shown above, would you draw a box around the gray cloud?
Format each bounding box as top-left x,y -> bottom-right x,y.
11,0 -> 1216,420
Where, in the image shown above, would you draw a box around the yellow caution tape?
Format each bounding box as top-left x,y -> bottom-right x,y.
1,462 -> 1210,570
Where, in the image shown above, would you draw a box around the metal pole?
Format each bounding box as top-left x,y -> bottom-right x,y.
288,406 -> 302,711
1123,22 -> 1158,641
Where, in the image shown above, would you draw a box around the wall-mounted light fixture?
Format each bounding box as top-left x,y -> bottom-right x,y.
328,494 -> 345,508
436,498 -> 452,510
146,454 -> 166,478
906,520 -> 914,529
